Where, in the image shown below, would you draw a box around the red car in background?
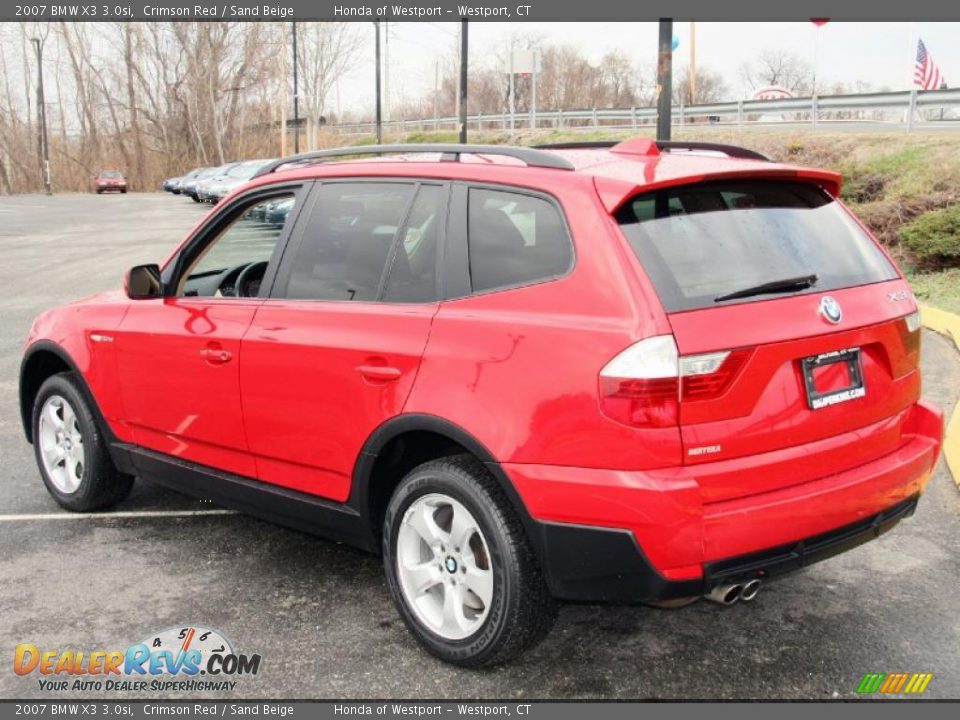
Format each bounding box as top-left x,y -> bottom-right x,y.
94,170 -> 127,194
20,140 -> 943,666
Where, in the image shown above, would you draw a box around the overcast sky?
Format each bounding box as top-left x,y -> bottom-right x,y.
333,21 -> 959,115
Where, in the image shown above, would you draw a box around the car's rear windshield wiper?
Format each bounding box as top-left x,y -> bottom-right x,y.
714,274 -> 818,303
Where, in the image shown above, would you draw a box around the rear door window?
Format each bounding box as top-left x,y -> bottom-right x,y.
275,181 -> 444,303
467,188 -> 572,293
616,180 -> 898,312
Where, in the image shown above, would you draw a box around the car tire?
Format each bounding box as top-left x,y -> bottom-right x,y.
31,373 -> 134,512
121,189 -> 127,194
383,455 -> 556,667
192,195 -> 201,203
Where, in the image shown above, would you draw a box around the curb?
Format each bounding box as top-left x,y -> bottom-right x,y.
919,303 -> 960,489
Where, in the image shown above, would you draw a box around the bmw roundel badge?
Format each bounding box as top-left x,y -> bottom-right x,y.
819,296 -> 843,324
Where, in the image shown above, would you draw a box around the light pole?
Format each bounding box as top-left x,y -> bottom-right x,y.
31,38 -> 51,195
374,21 -> 382,144
292,21 -> 300,154
690,21 -> 697,106
459,19 -> 468,144
656,19 -> 674,141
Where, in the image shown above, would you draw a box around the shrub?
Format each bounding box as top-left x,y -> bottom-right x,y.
841,171 -> 886,204
899,205 -> 960,270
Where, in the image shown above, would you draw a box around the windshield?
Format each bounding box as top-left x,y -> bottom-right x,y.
615,180 -> 898,312
100,171 -> 122,178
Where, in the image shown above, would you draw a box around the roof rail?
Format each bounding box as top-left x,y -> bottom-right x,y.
252,144 -> 575,178
535,139 -> 771,162
535,141 -> 619,150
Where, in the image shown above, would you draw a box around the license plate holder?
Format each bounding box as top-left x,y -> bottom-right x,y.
801,348 -> 866,410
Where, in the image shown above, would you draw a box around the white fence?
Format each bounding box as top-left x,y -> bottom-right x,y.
330,88 -> 960,136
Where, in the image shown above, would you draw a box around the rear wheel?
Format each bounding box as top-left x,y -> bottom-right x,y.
383,455 -> 556,667
32,373 -> 134,512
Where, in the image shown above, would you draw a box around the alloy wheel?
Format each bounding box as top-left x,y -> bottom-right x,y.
396,493 -> 494,641
37,395 -> 85,494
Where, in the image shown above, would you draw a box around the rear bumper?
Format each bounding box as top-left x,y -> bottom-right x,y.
508,400 -> 943,602
531,495 -> 919,602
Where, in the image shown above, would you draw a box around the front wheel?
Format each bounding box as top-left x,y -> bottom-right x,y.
32,373 -> 134,512
383,455 -> 556,667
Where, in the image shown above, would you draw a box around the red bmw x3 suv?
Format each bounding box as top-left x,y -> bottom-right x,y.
19,139 -> 943,666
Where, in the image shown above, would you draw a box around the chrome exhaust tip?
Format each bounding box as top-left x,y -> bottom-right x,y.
705,583 -> 743,606
740,579 -> 762,602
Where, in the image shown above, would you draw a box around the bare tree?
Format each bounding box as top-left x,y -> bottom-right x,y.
673,66 -> 730,105
295,22 -> 363,150
739,48 -> 813,96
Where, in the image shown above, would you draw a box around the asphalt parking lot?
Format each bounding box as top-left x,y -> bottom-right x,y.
1,192 -> 959,700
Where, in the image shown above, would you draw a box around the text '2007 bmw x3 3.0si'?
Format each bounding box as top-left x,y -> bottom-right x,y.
19,139 -> 944,666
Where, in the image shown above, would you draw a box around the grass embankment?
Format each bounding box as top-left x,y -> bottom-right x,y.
330,128 -> 960,312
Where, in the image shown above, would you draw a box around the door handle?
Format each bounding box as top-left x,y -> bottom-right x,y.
356,364 -> 402,382
200,344 -> 233,365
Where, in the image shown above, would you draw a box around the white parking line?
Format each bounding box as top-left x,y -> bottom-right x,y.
0,509 -> 238,521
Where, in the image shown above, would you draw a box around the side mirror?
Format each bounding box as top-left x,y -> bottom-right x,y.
124,264 -> 163,299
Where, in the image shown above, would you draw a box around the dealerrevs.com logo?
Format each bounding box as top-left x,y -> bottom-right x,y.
14,626 -> 261,693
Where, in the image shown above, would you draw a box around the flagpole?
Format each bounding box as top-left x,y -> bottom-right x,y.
812,25 -> 820,97
907,22 -> 916,90
907,22 -> 917,130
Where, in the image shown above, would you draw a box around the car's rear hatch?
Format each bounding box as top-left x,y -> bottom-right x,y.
616,178 -> 922,502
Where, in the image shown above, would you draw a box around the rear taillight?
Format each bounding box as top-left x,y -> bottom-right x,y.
599,336 -> 752,428
599,336 -> 680,428
901,309 -> 922,359
680,349 -> 752,400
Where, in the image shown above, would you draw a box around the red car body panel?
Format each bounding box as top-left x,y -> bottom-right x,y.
22,143 -> 945,596
669,280 -> 921,483
113,298 -> 262,478
504,399 -> 940,579
240,301 -> 437,501
25,291 -> 132,429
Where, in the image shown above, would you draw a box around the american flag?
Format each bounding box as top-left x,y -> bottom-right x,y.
914,39 -> 945,91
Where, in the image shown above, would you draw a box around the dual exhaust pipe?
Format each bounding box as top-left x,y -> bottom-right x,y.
705,579 -> 762,606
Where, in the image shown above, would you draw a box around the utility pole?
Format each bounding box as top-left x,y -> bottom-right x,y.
433,61 -> 439,124
384,22 -> 389,123
656,19 -> 673,141
31,38 -> 51,195
454,23 -> 461,125
459,19 -> 468,144
690,21 -> 697,106
280,27 -> 287,156
508,40 -> 515,132
292,21 -> 300,154
530,47 -> 538,132
374,21 -> 382,144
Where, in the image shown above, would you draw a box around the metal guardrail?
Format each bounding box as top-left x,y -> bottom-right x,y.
330,88 -> 960,135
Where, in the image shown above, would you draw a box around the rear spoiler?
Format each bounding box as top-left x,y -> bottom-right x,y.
593,168 -> 843,215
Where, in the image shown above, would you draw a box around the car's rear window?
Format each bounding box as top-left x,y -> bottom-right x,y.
615,180 -> 898,312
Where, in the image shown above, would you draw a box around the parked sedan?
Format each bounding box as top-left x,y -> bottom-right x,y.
94,171 -> 127,194
181,166 -> 223,201
196,163 -> 241,203
167,168 -> 204,195
264,196 -> 294,226
201,159 -> 276,204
